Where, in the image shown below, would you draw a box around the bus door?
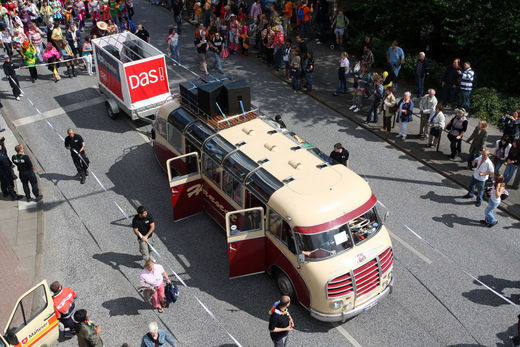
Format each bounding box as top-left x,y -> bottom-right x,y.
167,152 -> 203,221
225,207 -> 265,278
2,280 -> 58,346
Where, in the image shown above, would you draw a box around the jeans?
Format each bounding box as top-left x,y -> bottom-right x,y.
467,176 -> 486,202
300,20 -> 310,38
274,48 -> 283,70
484,199 -> 500,225
366,99 -> 379,122
3,43 -> 12,58
493,158 -> 505,175
213,51 -> 222,71
292,77 -> 299,90
398,121 -> 409,137
504,164 -> 518,185
174,15 -> 182,33
335,79 -> 347,94
304,71 -> 312,91
416,75 -> 425,96
0,109 -> 4,131
460,90 -> 471,112
169,43 -> 181,65
442,84 -> 456,105
392,65 -> 401,90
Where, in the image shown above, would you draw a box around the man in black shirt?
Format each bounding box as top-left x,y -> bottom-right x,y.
64,128 -> 89,184
330,142 -> 349,167
132,205 -> 156,262
135,24 -> 150,43
195,31 -> 209,75
3,56 -> 22,100
268,295 -> 294,347
0,144 -> 22,200
12,145 -> 42,202
209,31 -> 224,74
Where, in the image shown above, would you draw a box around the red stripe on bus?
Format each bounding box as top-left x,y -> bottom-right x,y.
48,314 -> 57,325
26,320 -> 58,347
294,194 -> 377,234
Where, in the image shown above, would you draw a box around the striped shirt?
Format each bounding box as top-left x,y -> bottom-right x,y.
460,68 -> 475,91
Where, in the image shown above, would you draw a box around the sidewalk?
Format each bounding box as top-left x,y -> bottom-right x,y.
254,38 -> 520,220
0,119 -> 44,328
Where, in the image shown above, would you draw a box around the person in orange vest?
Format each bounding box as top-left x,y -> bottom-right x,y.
50,281 -> 77,338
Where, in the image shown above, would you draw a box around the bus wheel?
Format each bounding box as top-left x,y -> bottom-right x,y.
277,272 -> 295,298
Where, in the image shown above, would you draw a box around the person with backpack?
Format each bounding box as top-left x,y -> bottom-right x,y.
297,0 -> 311,39
480,175 -> 506,228
331,9 -> 348,48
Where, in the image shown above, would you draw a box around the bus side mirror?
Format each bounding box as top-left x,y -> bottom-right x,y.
151,129 -> 156,140
297,253 -> 305,265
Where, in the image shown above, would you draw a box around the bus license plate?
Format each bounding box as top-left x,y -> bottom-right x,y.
362,301 -> 378,312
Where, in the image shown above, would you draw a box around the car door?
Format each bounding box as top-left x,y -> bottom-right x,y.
225,207 -> 266,278
2,280 -> 59,347
166,152 -> 204,221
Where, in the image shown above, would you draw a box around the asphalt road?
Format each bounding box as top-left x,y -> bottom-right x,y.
2,1 -> 520,346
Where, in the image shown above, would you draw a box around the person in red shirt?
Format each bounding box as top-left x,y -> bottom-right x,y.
50,281 -> 77,338
297,0 -> 311,38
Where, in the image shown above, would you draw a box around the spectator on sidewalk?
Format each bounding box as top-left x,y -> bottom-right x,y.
289,61 -> 300,91
132,205 -> 156,262
481,174 -> 506,227
73,309 -> 103,346
333,51 -> 349,96
463,149 -> 494,207
499,111 -> 519,139
382,69 -> 394,90
272,25 -> 284,69
459,61 -> 475,113
298,0 -> 311,39
441,58 -> 461,108
427,104 -> 445,148
360,44 -> 374,69
314,0 -> 328,44
349,63 -> 370,113
330,142 -> 349,167
331,9 -> 348,48
261,23 -> 275,66
445,109 -> 468,159
386,40 -> 404,90
357,36 -> 371,62
503,139 -> 520,185
415,52 -> 429,97
282,0 -> 293,35
50,281 -> 77,338
282,38 -> 292,78
172,0 -> 182,34
295,34 -> 307,71
365,73 -> 383,124
0,143 -> 22,200
466,120 -> 488,169
303,51 -> 314,92
11,144 -> 42,202
395,91 -> 414,140
141,322 -> 177,346
381,87 -> 396,133
140,259 -> 172,313
418,89 -> 438,139
493,136 -> 512,175
0,102 -> 4,132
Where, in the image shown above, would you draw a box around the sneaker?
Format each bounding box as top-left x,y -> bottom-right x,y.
35,195 -> 43,202
26,196 -> 31,202
487,221 -> 497,228
16,97 -> 20,101
349,105 -> 356,110
475,201 -> 481,207
353,108 -> 360,113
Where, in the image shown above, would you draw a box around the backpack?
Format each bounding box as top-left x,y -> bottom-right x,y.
165,282 -> 179,306
297,7 -> 304,20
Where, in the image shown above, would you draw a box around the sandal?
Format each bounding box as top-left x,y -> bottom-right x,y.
157,307 -> 163,313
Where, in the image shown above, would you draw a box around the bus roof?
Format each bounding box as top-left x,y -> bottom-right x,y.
218,118 -> 374,228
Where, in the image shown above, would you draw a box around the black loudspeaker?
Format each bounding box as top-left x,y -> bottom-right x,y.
223,80 -> 251,115
123,40 -> 143,62
104,44 -> 120,61
180,80 -> 204,106
197,81 -> 225,117
200,75 -> 229,84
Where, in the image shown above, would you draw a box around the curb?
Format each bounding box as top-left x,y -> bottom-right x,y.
2,104 -> 46,284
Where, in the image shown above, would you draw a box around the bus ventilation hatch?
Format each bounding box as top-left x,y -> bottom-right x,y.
327,247 -> 393,299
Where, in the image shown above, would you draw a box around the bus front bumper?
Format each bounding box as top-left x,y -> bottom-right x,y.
310,281 -> 393,322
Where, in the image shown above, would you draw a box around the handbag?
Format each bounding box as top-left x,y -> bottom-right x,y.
389,105 -> 398,113
222,47 -> 230,58
429,126 -> 441,137
353,61 -> 360,74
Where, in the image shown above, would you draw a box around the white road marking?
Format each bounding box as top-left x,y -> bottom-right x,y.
389,231 -> 433,264
333,323 -> 362,347
13,96 -> 105,126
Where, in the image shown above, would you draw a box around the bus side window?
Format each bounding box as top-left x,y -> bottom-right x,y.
7,284 -> 47,333
245,189 -> 266,211
155,118 -> 167,138
222,171 -> 242,205
167,121 -> 183,152
203,155 -> 221,186
268,210 -> 296,254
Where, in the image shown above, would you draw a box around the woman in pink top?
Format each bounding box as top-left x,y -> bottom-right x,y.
139,259 -> 172,313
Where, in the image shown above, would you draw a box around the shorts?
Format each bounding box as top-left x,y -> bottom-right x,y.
198,52 -> 206,64
334,27 -> 345,36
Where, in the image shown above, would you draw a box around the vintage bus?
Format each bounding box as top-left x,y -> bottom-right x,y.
151,81 -> 394,321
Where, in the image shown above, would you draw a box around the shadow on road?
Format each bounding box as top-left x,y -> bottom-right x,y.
462,274 -> 520,307
102,296 -> 151,316
93,252 -> 143,270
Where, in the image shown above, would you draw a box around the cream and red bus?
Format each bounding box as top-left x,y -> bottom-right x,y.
1,281 -> 59,346
151,80 -> 394,321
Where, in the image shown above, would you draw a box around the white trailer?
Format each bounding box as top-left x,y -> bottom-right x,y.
92,32 -> 171,122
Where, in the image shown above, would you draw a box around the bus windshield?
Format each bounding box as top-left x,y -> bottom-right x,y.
296,207 -> 381,260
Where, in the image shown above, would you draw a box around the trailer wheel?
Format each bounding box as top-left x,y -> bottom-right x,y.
277,271 -> 295,299
105,101 -> 119,119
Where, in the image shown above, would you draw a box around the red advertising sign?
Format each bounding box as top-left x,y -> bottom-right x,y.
124,57 -> 169,103
97,49 -> 123,100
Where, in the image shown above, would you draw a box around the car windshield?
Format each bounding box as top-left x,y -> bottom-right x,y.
296,207 -> 381,260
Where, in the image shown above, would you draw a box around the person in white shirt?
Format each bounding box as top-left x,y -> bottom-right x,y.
463,149 -> 494,207
419,89 -> 437,138
166,27 -> 180,65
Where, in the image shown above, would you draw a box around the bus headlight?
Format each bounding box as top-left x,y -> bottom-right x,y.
330,300 -> 343,310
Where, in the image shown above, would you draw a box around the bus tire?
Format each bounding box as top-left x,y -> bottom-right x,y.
277,271 -> 295,299
105,101 -> 119,119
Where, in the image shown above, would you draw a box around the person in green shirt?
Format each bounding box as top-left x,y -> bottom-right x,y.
74,309 -> 104,347
20,40 -> 38,82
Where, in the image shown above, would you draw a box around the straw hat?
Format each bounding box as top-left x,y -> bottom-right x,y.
96,21 -> 108,31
